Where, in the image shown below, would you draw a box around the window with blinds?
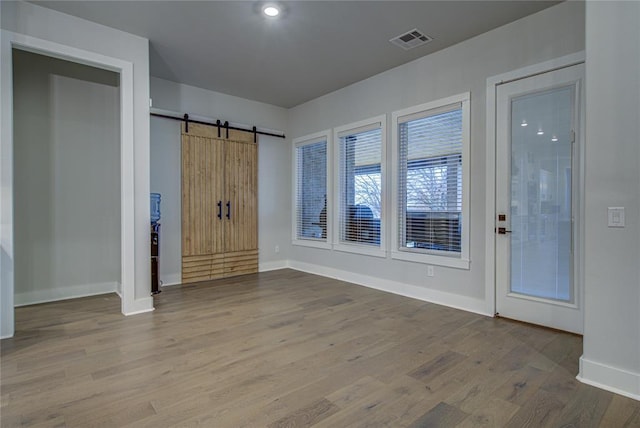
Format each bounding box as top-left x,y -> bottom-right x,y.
294,138 -> 328,243
397,102 -> 465,255
337,119 -> 384,248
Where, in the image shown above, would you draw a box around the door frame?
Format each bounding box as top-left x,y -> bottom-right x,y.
1,30 -> 139,337
484,51 -> 586,319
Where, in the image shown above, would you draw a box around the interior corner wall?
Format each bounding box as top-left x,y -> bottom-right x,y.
1,0 -> 152,336
149,77 -> 290,285
580,0 -> 640,399
12,50 -> 121,306
286,1 -> 585,313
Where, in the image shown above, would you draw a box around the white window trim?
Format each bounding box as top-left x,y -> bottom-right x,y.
391,92 -> 471,270
333,115 -> 387,258
292,130 -> 332,250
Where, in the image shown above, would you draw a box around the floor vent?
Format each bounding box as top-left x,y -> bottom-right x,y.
390,28 -> 433,50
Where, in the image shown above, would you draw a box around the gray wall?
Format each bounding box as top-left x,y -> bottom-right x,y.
287,1 -> 585,309
150,77 -> 290,284
581,0 -> 640,398
12,49 -> 120,305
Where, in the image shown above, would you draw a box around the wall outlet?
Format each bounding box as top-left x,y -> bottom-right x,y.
608,207 -> 625,227
427,265 -> 434,277
275,245 -> 280,254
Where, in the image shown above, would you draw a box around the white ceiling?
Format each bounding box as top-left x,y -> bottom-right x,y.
32,1 -> 560,108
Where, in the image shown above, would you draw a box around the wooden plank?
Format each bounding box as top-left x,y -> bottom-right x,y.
554,384 -> 612,427
504,389 -> 564,427
408,350 -> 467,383
267,398 -> 339,428
408,402 -> 468,428
224,249 -> 258,277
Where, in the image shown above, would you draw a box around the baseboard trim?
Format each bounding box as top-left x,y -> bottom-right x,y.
578,356 -> 640,401
287,260 -> 490,317
123,296 -> 154,316
14,282 -> 119,307
159,273 -> 182,287
259,260 -> 289,272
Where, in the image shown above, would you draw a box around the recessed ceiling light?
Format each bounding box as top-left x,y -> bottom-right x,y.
521,120 -> 528,127
537,129 -> 544,135
551,135 -> 558,142
263,4 -> 280,17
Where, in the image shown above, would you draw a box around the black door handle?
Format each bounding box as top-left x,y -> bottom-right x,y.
226,201 -> 231,219
217,201 -> 222,219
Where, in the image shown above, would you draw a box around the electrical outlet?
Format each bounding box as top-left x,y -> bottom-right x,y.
275,245 -> 280,254
427,265 -> 434,277
608,207 -> 625,227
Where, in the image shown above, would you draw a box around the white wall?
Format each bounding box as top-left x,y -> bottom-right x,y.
287,1 -> 585,314
13,50 -> 120,305
1,0 -> 152,337
579,1 -> 640,400
150,77 -> 290,284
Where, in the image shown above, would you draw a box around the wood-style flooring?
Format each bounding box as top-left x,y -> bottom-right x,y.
2,269 -> 639,427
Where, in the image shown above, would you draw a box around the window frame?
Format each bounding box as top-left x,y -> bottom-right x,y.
333,115 -> 387,258
292,130 -> 332,249
391,93 -> 471,269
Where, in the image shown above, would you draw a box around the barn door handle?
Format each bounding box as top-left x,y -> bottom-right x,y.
217,201 -> 222,219
226,201 -> 231,219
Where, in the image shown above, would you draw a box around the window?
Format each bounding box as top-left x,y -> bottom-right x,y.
392,93 -> 470,268
293,131 -> 331,248
335,116 -> 386,256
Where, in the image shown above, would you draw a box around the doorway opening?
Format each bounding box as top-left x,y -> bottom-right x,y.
12,48 -> 121,309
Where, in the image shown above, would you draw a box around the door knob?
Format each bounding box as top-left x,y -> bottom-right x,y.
497,227 -> 512,234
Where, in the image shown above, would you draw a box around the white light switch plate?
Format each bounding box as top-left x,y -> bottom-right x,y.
608,207 -> 625,227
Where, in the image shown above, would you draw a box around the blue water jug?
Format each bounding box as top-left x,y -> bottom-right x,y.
150,193 -> 161,223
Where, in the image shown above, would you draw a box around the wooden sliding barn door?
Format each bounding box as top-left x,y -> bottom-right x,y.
224,130 -> 258,277
181,124 -> 258,284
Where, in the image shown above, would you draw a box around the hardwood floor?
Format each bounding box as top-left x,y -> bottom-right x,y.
2,269 -> 639,427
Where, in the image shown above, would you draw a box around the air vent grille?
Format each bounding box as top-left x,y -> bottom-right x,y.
390,29 -> 433,51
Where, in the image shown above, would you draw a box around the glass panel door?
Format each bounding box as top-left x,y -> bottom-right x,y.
495,63 -> 584,334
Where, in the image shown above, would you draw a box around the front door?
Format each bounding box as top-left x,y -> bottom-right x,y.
495,64 -> 584,334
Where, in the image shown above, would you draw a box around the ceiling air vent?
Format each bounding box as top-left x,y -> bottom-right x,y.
390,29 -> 433,51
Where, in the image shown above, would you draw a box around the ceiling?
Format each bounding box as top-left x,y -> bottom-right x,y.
32,1 -> 560,108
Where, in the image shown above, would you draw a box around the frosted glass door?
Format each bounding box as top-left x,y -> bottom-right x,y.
509,88 -> 573,301
495,63 -> 584,334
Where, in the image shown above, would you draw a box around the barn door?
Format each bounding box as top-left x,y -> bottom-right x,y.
181,123 -> 225,283
223,130 -> 259,276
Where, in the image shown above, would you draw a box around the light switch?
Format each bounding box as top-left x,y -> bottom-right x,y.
608,207 -> 625,228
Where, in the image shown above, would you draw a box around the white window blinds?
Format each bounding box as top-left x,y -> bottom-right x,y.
398,103 -> 463,254
338,124 -> 382,246
295,140 -> 327,241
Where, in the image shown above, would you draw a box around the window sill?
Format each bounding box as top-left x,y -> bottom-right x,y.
391,250 -> 470,270
292,239 -> 332,250
333,243 -> 386,258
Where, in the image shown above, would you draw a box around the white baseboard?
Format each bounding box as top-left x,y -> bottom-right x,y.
578,356 -> 640,401
259,260 -> 289,272
287,260 -> 491,317
14,281 -> 119,307
123,296 -> 154,316
159,273 -> 182,287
